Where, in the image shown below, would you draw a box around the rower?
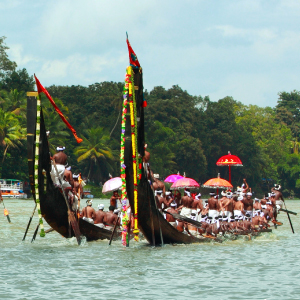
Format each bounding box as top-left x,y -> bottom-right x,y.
220,192 -> 234,220
110,191 -> 121,209
271,184 -> 284,210
80,199 -> 96,224
186,210 -> 199,236
50,146 -> 71,189
233,195 -> 245,219
94,204 -> 106,228
64,166 -> 74,188
253,198 -> 262,217
192,193 -> 203,221
166,202 -> 178,227
179,190 -> 194,217
208,192 -> 218,221
105,206 -> 120,230
243,192 -> 254,220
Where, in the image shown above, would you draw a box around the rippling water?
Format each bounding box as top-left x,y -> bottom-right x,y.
0,199 -> 299,300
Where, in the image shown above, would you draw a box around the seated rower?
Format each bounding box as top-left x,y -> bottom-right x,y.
186,210 -> 199,236
80,199 -> 96,224
94,204 -> 106,228
50,146 -> 71,189
105,206 -> 120,230
166,202 -> 178,227
64,166 -> 74,188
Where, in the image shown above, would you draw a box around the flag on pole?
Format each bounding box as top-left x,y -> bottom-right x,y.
126,33 -> 140,68
34,74 -> 83,143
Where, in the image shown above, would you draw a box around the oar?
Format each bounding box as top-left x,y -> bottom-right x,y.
279,208 -> 297,215
52,159 -> 81,245
31,223 -> 40,243
2,199 -> 11,223
22,203 -> 37,241
283,200 -> 295,234
45,228 -> 54,234
109,214 -> 120,246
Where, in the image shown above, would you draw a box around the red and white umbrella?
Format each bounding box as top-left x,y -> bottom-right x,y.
216,151 -> 243,183
170,177 -> 200,190
102,177 -> 122,194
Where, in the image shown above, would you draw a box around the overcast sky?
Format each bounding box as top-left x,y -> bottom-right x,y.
1,0 -> 300,107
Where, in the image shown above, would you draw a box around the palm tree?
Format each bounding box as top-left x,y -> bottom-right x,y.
0,109 -> 25,164
74,127 -> 116,182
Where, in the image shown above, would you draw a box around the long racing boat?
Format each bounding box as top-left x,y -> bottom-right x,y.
27,92 -> 120,242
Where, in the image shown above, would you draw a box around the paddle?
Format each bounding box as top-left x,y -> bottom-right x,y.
279,208 -> 297,216
165,211 -> 203,228
45,228 -> 54,234
52,159 -> 81,245
31,223 -> 40,243
109,213 -> 120,246
22,203 -> 37,241
1,199 -> 11,223
283,200 -> 295,234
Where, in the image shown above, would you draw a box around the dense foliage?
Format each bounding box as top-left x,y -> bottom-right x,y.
0,37 -> 299,197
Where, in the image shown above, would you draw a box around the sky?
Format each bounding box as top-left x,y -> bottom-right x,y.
1,0 -> 300,107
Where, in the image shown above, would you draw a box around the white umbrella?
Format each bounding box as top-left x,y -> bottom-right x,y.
102,177 -> 122,194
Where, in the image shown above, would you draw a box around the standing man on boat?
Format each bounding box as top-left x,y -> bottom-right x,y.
192,193 -> 203,221
64,166 -> 74,188
271,184 -> 284,210
220,192 -> 234,220
110,191 -> 121,209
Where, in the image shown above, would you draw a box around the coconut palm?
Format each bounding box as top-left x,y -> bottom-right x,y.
0,109 -> 25,164
74,127 -> 116,182
0,89 -> 27,117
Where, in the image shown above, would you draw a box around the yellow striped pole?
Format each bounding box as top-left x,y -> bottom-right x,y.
34,93 -> 45,237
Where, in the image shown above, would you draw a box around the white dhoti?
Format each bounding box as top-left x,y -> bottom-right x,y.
95,223 -> 105,228
50,164 -> 71,188
82,217 -> 94,224
246,210 -> 253,220
169,221 -> 176,227
234,210 -> 244,217
180,207 -> 192,218
253,210 -> 261,217
223,211 -> 233,219
208,209 -> 219,220
276,200 -> 284,210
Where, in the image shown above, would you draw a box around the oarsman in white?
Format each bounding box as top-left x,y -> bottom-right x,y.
243,192 -> 254,220
166,202 -> 178,227
80,199 -> 96,224
192,193 -> 203,221
50,146 -> 71,189
208,192 -> 219,221
94,204 -> 106,228
179,190 -> 194,217
253,198 -> 263,217
233,195 -> 245,219
271,184 -> 284,210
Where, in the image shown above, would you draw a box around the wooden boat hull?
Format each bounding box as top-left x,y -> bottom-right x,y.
27,93 -> 119,242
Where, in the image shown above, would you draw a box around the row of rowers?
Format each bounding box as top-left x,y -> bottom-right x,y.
155,185 -> 284,228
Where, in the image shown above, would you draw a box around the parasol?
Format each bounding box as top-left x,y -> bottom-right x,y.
102,177 -> 122,194
216,151 -> 243,183
164,174 -> 184,183
202,173 -> 233,195
170,177 -> 200,189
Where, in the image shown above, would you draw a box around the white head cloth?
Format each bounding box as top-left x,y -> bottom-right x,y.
56,146 -> 65,151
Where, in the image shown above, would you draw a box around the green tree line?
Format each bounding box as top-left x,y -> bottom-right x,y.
0,36 -> 299,197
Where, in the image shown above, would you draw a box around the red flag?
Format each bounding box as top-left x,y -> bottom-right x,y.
126,33 -> 140,68
34,74 -> 83,143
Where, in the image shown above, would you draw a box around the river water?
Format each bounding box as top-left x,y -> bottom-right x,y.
0,198 -> 299,300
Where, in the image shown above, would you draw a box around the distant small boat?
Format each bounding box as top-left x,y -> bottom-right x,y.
0,179 -> 28,198
83,189 -> 94,199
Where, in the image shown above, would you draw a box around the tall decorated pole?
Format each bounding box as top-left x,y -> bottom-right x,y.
34,92 -> 45,237
120,34 -> 143,245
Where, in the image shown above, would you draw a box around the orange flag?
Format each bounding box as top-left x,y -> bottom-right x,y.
34,74 -> 83,143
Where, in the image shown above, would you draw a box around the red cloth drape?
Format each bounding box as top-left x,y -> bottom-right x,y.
34,74 -> 83,143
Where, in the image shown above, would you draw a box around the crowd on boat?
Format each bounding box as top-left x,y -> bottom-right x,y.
154,179 -> 285,238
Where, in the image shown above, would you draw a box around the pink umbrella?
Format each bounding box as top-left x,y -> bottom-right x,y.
170,177 -> 200,189
164,174 -> 184,183
102,177 -> 122,194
